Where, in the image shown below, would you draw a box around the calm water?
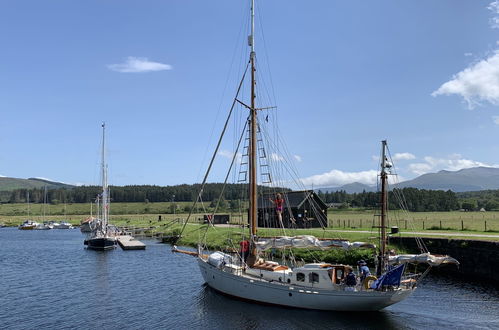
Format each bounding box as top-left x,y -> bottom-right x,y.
1,228 -> 498,330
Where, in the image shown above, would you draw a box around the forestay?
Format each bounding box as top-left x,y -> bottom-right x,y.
388,253 -> 459,266
255,235 -> 376,251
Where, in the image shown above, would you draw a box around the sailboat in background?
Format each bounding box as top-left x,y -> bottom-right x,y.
35,186 -> 51,230
19,191 -> 38,230
58,205 -> 73,229
84,123 -> 117,250
173,0 -> 459,311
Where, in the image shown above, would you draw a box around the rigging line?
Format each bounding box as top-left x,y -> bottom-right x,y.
178,62 -> 250,237
386,145 -> 428,253
196,11 -> 248,184
201,118 -> 250,244
256,2 -> 278,106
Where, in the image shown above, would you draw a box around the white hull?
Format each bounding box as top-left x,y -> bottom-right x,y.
198,258 -> 413,311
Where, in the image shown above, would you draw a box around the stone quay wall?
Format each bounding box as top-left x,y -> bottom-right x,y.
390,236 -> 499,284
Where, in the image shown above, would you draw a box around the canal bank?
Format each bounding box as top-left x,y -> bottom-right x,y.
390,236 -> 499,284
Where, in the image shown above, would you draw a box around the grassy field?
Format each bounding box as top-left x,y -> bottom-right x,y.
1,201 -> 499,236
328,209 -> 499,232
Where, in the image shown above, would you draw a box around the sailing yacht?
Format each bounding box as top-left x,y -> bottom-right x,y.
84,123 -> 117,250
19,192 -> 39,230
173,0 -> 459,311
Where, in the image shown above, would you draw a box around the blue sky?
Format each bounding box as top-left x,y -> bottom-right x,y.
1,0 -> 499,188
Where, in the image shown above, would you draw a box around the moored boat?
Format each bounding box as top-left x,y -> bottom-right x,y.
85,123 -> 117,251
173,0 -> 459,311
19,220 -> 38,230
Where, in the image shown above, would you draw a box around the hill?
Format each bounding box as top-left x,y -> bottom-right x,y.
0,177 -> 74,192
316,182 -> 376,194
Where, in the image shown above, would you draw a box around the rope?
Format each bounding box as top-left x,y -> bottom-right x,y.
178,62 -> 250,238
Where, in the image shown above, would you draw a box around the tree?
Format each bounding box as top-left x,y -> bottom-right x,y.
461,201 -> 476,211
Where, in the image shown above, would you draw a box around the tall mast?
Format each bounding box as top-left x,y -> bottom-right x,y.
101,122 -> 109,233
377,140 -> 388,276
248,0 -> 258,241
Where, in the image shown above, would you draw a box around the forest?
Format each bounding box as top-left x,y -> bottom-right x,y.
7,183 -> 499,212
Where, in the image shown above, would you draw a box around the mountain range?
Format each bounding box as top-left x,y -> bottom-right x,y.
3,166 -> 499,195
316,167 -> 499,193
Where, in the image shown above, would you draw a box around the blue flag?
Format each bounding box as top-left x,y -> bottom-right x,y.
372,263 -> 406,290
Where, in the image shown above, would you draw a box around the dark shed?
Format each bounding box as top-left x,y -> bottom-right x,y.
257,190 -> 328,228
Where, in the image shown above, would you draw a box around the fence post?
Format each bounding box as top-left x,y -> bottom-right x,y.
422,221 -> 425,230
348,219 -> 350,228
461,220 -> 464,231
440,220 -> 442,230
360,219 -> 362,228
405,219 -> 407,229
485,221 -> 487,232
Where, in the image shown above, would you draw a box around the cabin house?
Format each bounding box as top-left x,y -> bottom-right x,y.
257,190 -> 328,229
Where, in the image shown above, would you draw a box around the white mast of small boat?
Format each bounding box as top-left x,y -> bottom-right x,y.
101,122 -> 109,236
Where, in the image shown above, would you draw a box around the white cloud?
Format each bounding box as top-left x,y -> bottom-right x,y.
392,152 -> 416,161
300,169 -> 378,187
432,51 -> 499,108
270,153 -> 284,162
493,115 -> 499,124
464,52 -> 473,57
408,154 -> 494,175
293,155 -> 302,162
107,57 -> 172,73
488,1 -> 499,28
218,149 -> 242,162
218,150 -> 234,159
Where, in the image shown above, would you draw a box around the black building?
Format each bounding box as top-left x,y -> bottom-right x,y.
257,190 -> 328,229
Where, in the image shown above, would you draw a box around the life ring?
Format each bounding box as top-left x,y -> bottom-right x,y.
364,275 -> 377,290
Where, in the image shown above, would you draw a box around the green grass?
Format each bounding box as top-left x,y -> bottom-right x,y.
327,209 -> 499,232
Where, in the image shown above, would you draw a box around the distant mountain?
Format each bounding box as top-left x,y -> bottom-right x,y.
0,177 -> 74,192
315,167 -> 499,194
394,167 -> 499,192
316,182 -> 376,194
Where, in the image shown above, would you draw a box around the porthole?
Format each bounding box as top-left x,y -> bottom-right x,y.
289,293 -> 292,297
287,279 -> 291,284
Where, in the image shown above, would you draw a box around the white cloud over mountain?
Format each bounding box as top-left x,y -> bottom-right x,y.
107,57 -> 172,73
300,169 -> 378,187
408,154 -> 493,175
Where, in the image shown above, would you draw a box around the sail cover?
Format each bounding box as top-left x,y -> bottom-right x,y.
255,235 -> 376,252
388,253 -> 459,266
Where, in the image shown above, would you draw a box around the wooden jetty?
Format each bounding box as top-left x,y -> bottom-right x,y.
117,235 -> 146,250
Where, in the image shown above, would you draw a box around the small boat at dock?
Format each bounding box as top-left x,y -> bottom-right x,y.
19,220 -> 38,230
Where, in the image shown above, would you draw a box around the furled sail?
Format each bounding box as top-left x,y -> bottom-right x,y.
255,235 -> 376,251
388,253 -> 459,266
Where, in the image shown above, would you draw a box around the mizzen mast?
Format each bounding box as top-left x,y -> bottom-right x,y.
377,140 -> 389,276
